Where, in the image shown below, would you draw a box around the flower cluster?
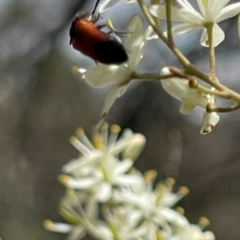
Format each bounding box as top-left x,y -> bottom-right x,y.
44,124 -> 215,240
72,0 -> 240,135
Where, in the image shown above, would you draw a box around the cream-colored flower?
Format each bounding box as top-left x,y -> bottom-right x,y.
150,0 -> 240,46
160,67 -> 220,134
160,67 -> 209,114
76,16 -> 150,128
60,125 -> 145,202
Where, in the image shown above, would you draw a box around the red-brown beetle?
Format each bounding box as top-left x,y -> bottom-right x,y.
69,0 -> 128,64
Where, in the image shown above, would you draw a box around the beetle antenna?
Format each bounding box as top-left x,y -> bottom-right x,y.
92,0 -> 101,16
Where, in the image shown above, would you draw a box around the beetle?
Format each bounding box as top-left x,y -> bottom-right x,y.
69,0 -> 128,64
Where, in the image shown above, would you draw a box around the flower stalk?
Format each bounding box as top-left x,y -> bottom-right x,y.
205,22 -> 216,79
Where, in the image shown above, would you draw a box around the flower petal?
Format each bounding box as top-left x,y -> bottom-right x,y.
216,2 -> 240,22
196,0 -> 206,17
98,0 -> 122,13
177,0 -> 195,11
114,174 -> 144,186
44,221 -> 73,233
126,16 -> 145,69
61,176 -> 99,189
84,65 -> 130,88
96,84 -> 128,129
67,226 -> 86,240
171,23 -> 200,35
180,101 -> 195,114
150,5 -> 203,23
200,24 -> 225,47
114,159 -> 133,174
160,68 -> 208,108
177,8 -> 204,24
200,112 -> 220,135
158,208 -> 189,227
95,182 -> 112,202
206,0 -> 228,21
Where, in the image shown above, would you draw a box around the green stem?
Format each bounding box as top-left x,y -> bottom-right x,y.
165,0 -> 174,47
192,82 -> 230,98
206,23 -> 216,79
131,72 -> 175,80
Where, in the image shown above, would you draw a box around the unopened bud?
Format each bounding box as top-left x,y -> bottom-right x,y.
122,134 -> 146,160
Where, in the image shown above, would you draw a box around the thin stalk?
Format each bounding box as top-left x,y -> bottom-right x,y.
165,0 -> 174,47
206,23 -> 217,79
208,104 -> 240,113
131,72 -> 175,80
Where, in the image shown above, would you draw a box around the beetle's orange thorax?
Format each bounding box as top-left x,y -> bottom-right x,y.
69,15 -> 128,64
70,18 -> 109,60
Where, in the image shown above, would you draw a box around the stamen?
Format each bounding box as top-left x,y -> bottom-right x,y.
69,136 -> 92,155
166,177 -> 175,189
108,125 -> 121,151
176,207 -> 185,215
43,220 -> 54,230
93,133 -> 104,150
100,122 -> 109,150
144,170 -> 157,183
178,186 -> 189,196
199,217 -> 210,228
76,128 -> 94,150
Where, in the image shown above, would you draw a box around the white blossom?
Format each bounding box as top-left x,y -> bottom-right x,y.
114,174 -> 189,226
75,16 -> 150,127
44,190 -> 111,240
59,125 -> 145,202
160,67 -> 209,114
150,0 -> 240,46
160,67 -> 220,134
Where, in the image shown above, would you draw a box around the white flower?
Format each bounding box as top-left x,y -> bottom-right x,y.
113,174 -> 215,240
60,156 -> 143,202
100,207 -> 148,240
114,173 -> 190,236
160,67 -> 209,114
44,190 -> 111,240
76,16 -> 150,127
59,125 -> 145,202
150,0 -> 240,46
160,67 -> 220,134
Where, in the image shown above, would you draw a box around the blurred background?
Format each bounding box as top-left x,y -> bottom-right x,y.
1,0 -> 240,239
